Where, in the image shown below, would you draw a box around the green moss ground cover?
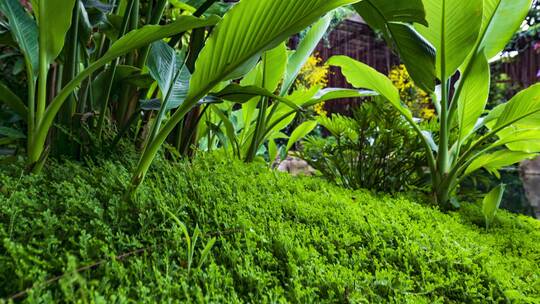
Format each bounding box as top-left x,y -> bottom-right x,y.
0,154 -> 539,303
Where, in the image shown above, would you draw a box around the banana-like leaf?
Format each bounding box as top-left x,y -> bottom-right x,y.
286,120 -> 317,152
187,0 -> 360,106
482,184 -> 505,229
268,139 -> 279,163
0,0 -> 39,77
147,41 -> 191,110
356,0 -> 427,26
465,150 -> 536,177
241,43 -> 288,92
0,82 -> 28,119
457,50 -> 490,140
35,15 -> 220,155
354,0 -> 435,92
491,83 -> 540,130
479,0 -> 533,60
492,128 -> 540,153
387,23 -> 436,93
415,0 -> 483,79
280,15 -> 332,95
239,43 -> 288,138
303,88 -> 377,107
211,84 -> 301,111
44,16 -> 219,125
38,0 -> 77,66
327,55 -> 412,119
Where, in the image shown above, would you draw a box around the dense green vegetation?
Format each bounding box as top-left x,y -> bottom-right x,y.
1,0 -> 539,302
1,154 -> 539,303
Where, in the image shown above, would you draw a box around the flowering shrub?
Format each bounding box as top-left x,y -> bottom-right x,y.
388,64 -> 435,120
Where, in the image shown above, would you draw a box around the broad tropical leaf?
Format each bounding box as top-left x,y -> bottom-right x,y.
491,83 -> 540,130
355,0 -> 427,26
327,55 -> 412,119
241,43 -> 288,92
415,0 -> 483,79
286,120 -> 318,151
386,23 -> 436,92
479,0 -> 533,60
457,51 -> 490,140
187,0 -> 360,106
354,0 -> 436,92
211,84 -> 300,110
492,128 -> 540,153
303,88 -> 377,107
0,0 -> 38,77
38,0 -> 77,66
465,150 -> 536,177
268,139 -> 279,163
482,184 -> 505,228
280,15 -> 332,95
147,41 -> 191,110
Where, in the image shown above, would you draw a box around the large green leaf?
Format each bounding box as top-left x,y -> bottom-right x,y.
37,15 -> 220,153
354,0 -> 436,92
356,0 -> 427,26
479,0 -> 533,60
280,15 -> 332,95
147,41 -> 191,110
465,150 -> 536,177
241,43 -> 288,92
492,128 -> 540,153
386,23 -> 436,92
103,16 -> 219,65
303,88 -> 377,107
187,0 -> 360,105
415,0 -> 483,79
0,0 -> 38,77
327,55 -> 412,119
0,82 -> 28,119
457,51 -> 490,140
211,84 -> 300,110
286,120 -> 318,152
239,43 -> 289,139
38,0 -> 77,66
491,84 -> 540,130
482,184 -> 505,229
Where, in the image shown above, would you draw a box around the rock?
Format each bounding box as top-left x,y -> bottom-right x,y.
520,157 -> 540,218
276,156 -> 315,176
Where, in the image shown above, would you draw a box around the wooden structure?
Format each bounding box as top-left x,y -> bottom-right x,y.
313,16 -> 399,114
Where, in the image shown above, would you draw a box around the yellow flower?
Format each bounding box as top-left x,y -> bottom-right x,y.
296,54 -> 329,88
314,103 -> 328,117
388,64 -> 434,121
296,54 -> 330,116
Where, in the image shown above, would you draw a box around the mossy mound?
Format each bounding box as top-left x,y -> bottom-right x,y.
1,155 -> 539,303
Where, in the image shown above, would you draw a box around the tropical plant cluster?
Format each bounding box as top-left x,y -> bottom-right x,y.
0,154 -> 539,302
0,0 -> 537,211
0,0 -> 540,301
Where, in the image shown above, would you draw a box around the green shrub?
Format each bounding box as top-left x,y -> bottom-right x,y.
300,97 -> 429,192
0,154 -> 539,303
